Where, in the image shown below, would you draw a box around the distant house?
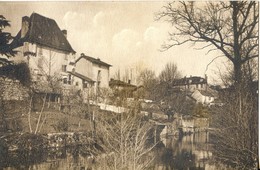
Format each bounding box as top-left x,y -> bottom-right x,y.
173,75 -> 208,92
109,78 -> 137,98
75,53 -> 111,91
10,13 -> 76,84
109,79 -> 136,90
191,89 -> 215,105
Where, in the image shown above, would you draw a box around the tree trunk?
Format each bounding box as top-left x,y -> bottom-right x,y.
232,1 -> 242,86
233,60 -> 242,85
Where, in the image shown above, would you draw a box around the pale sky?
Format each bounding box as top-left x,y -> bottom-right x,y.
1,1 -> 227,84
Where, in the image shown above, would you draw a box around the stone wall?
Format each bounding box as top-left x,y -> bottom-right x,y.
0,77 -> 29,101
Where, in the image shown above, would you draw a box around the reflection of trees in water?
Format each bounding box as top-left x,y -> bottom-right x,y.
0,146 -> 95,169
153,132 -> 212,170
1,133 -> 213,169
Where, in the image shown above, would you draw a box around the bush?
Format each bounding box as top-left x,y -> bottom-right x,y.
56,118 -> 69,132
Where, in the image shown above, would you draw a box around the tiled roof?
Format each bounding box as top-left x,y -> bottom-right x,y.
75,53 -> 112,67
173,76 -> 207,86
10,13 -> 75,53
109,79 -> 137,88
68,71 -> 95,83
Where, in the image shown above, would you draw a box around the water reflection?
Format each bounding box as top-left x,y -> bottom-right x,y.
1,147 -> 95,170
153,132 -> 216,170
1,132 -> 216,170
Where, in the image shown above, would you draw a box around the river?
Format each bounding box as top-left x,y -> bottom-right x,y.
152,132 -> 217,170
1,132 -> 220,170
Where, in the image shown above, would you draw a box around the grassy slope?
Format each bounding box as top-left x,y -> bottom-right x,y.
20,111 -> 92,134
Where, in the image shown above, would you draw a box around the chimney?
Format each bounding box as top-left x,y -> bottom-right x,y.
205,74 -> 208,91
62,29 -> 67,38
21,16 -> 30,38
205,74 -> 208,83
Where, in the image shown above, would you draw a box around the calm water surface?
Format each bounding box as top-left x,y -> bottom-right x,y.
1,132 -> 218,170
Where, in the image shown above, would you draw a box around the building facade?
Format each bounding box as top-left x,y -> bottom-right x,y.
75,53 -> 111,90
173,75 -> 208,92
10,13 -> 76,86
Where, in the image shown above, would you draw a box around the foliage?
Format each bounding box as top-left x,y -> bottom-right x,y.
0,15 -> 16,64
0,62 -> 31,86
211,83 -> 258,169
5,133 -> 47,151
192,103 -> 208,118
156,1 -> 259,84
56,118 -> 69,132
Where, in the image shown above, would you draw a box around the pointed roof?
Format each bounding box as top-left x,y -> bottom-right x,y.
67,71 -> 95,83
11,13 -> 75,53
75,53 -> 112,67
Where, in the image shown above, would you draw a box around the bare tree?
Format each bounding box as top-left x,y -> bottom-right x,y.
211,86 -> 258,169
137,69 -> 157,100
137,69 -> 156,86
96,112 -> 156,170
159,62 -> 181,83
156,1 -> 258,84
27,73 -> 62,134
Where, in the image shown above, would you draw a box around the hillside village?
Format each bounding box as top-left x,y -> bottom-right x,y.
2,13 -> 222,106
0,1 -> 258,169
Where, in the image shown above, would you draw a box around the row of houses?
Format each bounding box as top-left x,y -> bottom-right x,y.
4,12 -> 220,106
8,12 -> 113,101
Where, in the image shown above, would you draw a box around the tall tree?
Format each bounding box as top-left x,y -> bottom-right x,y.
137,69 -> 157,99
156,1 -> 258,84
159,62 -> 181,83
0,15 -> 16,65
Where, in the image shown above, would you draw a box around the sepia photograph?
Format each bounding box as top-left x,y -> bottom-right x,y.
0,1 -> 258,169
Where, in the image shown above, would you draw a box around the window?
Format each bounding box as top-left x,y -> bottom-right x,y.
63,78 -> 67,84
83,82 -> 88,88
97,70 -> 101,81
65,54 -> 68,60
68,74 -> 72,85
62,65 -> 67,72
75,82 -> 79,86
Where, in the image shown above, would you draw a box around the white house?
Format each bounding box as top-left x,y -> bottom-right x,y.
191,90 -> 215,105
75,53 -> 111,91
173,75 -> 208,92
10,13 -> 76,85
